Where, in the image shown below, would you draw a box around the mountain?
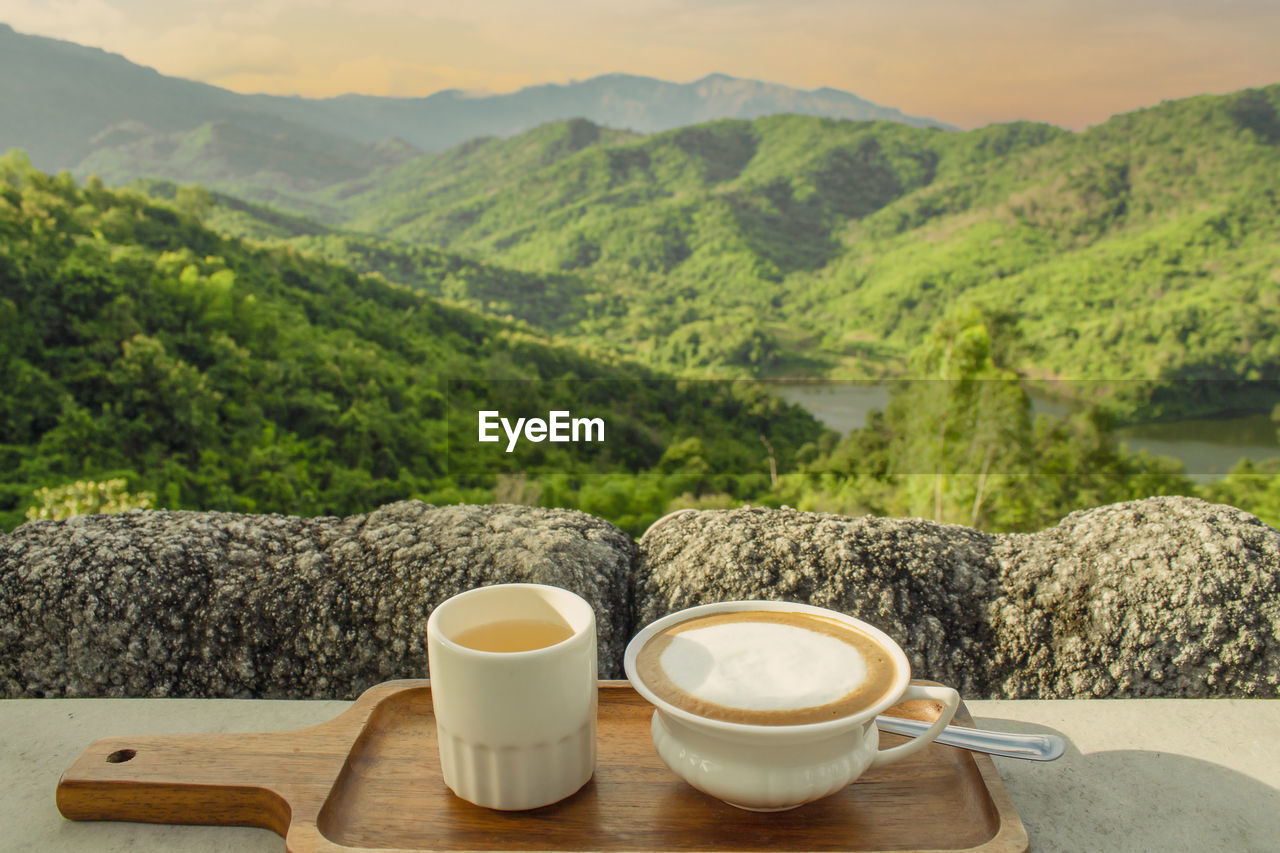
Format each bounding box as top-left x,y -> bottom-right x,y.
2,155 -> 1225,536
0,152 -> 824,531
304,88 -> 1280,418
246,71 -> 952,149
165,180 -> 611,331
0,23 -> 949,193
308,114 -> 1059,366
9,24 -> 1276,418
76,116 -> 418,211
0,24 -> 421,209
0,23 -> 258,170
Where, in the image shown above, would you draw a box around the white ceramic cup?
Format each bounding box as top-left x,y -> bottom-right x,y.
426,583 -> 597,810
623,600 -> 960,811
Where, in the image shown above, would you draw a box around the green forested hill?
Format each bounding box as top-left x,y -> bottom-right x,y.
75,116 -> 419,216
306,87 -> 1280,417
165,185 -> 609,332
807,87 -> 1280,415
8,153 -> 1273,534
0,154 -> 823,532
10,18 -> 1273,415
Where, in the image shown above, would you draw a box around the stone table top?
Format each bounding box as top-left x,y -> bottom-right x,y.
4,694 -> 1278,852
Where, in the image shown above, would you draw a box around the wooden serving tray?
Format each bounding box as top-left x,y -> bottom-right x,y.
57,680 -> 1028,852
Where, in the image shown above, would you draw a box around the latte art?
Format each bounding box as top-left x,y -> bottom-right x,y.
635,611 -> 900,725
658,621 -> 869,710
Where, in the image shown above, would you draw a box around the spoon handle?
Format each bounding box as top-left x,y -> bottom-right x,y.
875,715 -> 1066,761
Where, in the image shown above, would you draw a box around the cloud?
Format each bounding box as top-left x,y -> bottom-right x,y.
300,55 -> 450,97
135,25 -> 297,83
217,55 -> 537,98
0,0 -> 132,46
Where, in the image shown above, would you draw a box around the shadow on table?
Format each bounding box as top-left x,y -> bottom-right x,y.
971,718 -> 1279,852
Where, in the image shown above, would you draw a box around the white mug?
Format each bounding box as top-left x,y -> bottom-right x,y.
426,583 -> 597,810
623,600 -> 960,811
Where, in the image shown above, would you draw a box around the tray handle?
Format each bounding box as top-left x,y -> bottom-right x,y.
56,730 -> 338,836
870,683 -> 960,768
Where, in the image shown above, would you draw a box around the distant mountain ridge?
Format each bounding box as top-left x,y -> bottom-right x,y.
246,70 -> 952,149
0,22 -> 950,183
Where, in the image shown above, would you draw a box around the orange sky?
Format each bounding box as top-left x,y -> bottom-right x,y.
4,0 -> 1280,129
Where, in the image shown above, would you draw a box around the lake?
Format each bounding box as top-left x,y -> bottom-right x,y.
769,381 -> 1280,483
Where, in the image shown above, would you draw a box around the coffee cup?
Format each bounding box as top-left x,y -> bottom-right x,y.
623,600 -> 959,811
427,583 -> 597,810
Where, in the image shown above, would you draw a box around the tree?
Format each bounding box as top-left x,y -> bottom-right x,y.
26,478 -> 156,521
887,304 -> 1033,526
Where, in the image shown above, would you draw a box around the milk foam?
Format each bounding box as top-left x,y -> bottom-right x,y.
658,621 -> 868,711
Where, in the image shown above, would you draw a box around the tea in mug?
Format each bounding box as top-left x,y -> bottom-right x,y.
451,618 -> 575,652
427,583 -> 597,810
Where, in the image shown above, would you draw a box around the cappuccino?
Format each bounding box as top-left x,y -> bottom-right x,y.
634,610 -> 899,725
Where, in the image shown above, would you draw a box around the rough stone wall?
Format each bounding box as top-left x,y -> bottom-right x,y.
0,501 -> 635,698
2,495 -> 1277,699
989,497 -> 1280,698
638,497 -> 1280,699
635,508 -> 1002,699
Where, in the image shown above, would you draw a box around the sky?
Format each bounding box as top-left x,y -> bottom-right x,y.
3,0 -> 1279,130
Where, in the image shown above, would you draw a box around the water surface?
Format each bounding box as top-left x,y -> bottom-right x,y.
769,381 -> 1279,483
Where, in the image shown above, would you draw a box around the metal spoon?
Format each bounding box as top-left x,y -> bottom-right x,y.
876,715 -> 1066,761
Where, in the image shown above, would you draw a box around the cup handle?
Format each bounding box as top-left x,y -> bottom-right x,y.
870,683 -> 960,768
